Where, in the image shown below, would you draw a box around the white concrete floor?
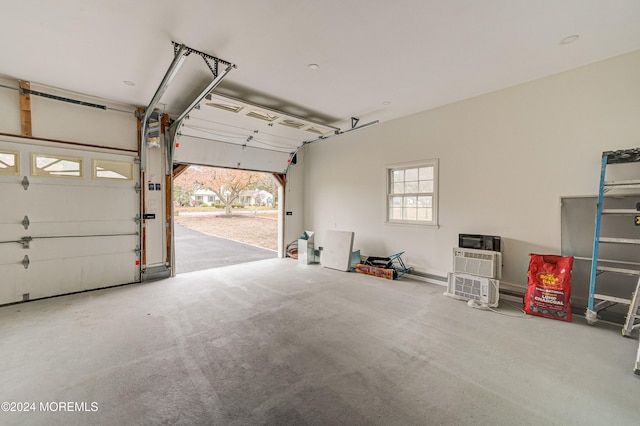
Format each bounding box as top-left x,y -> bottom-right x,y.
1,258 -> 639,425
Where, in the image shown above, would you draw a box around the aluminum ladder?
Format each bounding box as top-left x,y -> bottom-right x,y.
586,149 -> 640,374
586,149 -> 640,329
627,277 -> 640,374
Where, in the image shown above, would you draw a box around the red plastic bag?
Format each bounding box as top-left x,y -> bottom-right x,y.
524,254 -> 574,322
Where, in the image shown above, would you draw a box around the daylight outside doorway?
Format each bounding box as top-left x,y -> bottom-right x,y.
173,165 -> 279,273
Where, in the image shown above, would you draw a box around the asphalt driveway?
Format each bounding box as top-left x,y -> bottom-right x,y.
174,223 -> 276,274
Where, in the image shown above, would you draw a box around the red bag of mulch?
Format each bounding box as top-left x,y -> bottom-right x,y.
524,254 -> 574,322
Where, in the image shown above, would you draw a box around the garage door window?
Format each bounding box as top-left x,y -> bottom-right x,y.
31,153 -> 83,178
387,159 -> 438,226
0,150 -> 20,175
93,159 -> 134,180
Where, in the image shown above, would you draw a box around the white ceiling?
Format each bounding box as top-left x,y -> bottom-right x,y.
2,0 -> 640,131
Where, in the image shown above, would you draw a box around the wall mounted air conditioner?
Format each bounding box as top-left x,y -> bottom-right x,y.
453,247 -> 502,279
445,272 -> 500,307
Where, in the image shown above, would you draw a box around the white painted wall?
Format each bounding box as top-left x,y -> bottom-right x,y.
302,50 -> 640,289
30,83 -> 138,150
0,79 -> 138,151
0,78 -> 21,135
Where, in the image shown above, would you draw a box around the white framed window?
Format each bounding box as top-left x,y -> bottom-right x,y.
31,153 -> 83,178
386,159 -> 438,226
92,159 -> 134,180
0,150 -> 20,175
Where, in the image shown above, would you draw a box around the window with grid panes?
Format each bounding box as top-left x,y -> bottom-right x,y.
387,160 -> 438,226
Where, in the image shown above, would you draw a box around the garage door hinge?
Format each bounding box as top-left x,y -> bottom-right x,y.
134,214 -> 141,224
22,255 -> 30,269
134,245 -> 141,256
22,215 -> 30,230
135,183 -> 141,193
20,236 -> 32,249
21,176 -> 29,191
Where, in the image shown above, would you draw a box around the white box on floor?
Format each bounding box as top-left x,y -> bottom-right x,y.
298,231 -> 316,264
321,230 -> 354,271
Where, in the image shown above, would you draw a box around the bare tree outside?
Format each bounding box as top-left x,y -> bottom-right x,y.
256,174 -> 279,207
173,165 -> 279,251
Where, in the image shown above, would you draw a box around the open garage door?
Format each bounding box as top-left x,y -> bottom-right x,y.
0,137 -> 140,305
173,93 -> 339,173
172,165 -> 279,273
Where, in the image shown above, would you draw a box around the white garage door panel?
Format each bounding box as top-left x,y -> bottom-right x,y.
0,179 -> 28,240
0,138 -> 140,305
2,182 -> 138,224
22,221 -> 136,237
26,234 -> 138,259
0,264 -> 24,304
174,134 -> 292,173
0,225 -> 23,242
24,250 -> 138,299
0,222 -> 135,242
0,250 -> 137,304
0,243 -> 30,265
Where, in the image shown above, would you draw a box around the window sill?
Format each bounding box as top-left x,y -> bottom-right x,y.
385,220 -> 440,229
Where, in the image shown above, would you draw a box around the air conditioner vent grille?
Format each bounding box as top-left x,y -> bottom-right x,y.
462,252 -> 493,261
446,273 -> 499,307
453,248 -> 501,279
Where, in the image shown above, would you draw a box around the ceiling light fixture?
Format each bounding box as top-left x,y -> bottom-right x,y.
307,63 -> 319,70
559,35 -> 579,45
383,101 -> 391,105
123,80 -> 136,86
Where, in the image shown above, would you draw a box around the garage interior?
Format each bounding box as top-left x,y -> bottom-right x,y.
2,1 -> 640,425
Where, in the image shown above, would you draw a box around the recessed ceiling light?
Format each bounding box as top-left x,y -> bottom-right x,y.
383,101 -> 391,106
307,64 -> 319,70
123,80 -> 136,86
559,35 -> 579,45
